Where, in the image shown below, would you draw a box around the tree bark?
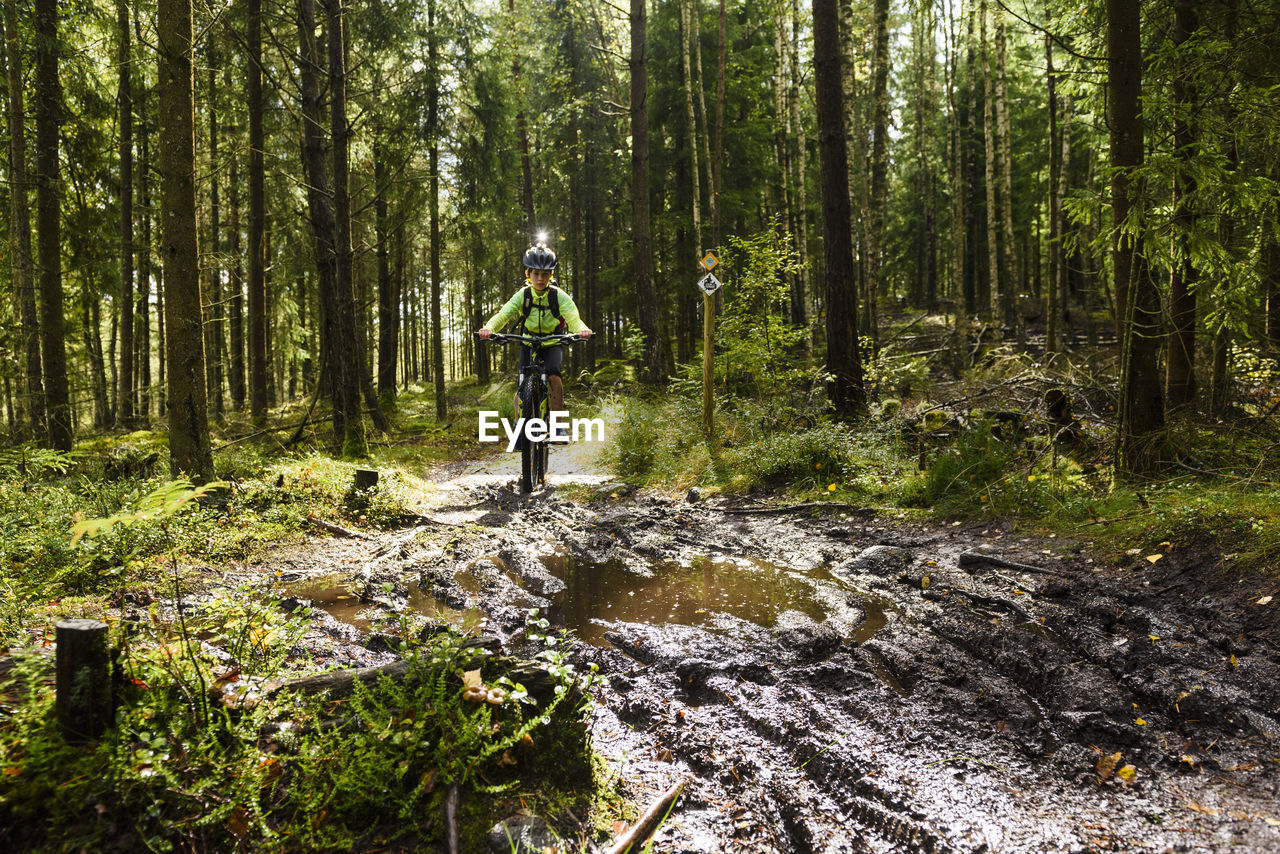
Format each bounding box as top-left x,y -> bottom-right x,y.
1108,0 -> 1164,476
118,0 -> 135,425
631,0 -> 665,384
994,11 -> 1018,332
509,0 -> 535,238
429,0 -> 447,419
228,147 -> 245,411
813,0 -> 865,418
712,0 -> 725,248
35,0 -> 71,450
789,0 -> 811,346
323,0 -> 366,457
1164,0 -> 1199,413
205,36 -> 224,421
1045,28 -> 1060,355
980,0 -> 1000,326
375,142 -> 400,406
158,0 -> 213,480
135,3 -> 152,422
5,0 -> 42,439
865,0 -> 890,353
248,0 -> 268,422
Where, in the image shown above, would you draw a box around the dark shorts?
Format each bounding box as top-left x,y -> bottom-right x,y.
519,344 -> 564,377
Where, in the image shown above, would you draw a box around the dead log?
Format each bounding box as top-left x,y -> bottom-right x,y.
958,550 -> 1062,576
605,781 -> 685,854
306,514 -> 369,540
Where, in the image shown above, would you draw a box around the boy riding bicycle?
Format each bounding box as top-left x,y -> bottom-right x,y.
476,244 -> 593,440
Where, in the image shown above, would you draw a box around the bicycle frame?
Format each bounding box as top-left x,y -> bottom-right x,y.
477,331 -> 582,493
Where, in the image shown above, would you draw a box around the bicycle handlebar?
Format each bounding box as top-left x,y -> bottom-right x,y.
475,331 -> 586,347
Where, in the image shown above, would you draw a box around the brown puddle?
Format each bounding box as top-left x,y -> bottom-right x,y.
287,573 -> 468,630
540,553 -> 882,647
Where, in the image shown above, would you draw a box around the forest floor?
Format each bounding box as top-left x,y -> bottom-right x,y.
249,440 -> 1280,853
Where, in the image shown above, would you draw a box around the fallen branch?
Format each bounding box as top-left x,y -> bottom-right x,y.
711,503 -> 871,516
306,514 -> 370,540
925,587 -> 1036,623
958,550 -> 1062,576
605,780 -> 685,854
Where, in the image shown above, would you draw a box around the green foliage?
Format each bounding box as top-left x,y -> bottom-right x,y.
0,615 -> 594,852
714,224 -> 809,400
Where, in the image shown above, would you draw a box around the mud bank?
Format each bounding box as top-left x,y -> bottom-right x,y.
265,473 -> 1279,853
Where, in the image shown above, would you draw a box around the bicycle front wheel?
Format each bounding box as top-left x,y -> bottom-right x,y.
519,375 -> 538,494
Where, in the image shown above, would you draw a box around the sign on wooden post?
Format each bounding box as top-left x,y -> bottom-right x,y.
698,252 -> 721,436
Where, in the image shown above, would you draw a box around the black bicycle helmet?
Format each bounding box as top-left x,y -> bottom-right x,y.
523,244 -> 557,270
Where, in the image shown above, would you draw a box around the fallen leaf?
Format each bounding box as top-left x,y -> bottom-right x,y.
921,576 -> 931,590
1180,754 -> 1197,767
827,484 -> 837,492
1187,802 -> 1218,816
1230,654 -> 1238,668
1125,548 -> 1142,555
1257,596 -> 1273,606
1096,752 -> 1121,780
226,807 -> 251,838
612,821 -> 628,835
1148,634 -> 1160,643
1135,718 -> 1148,726
1116,765 -> 1137,786
1146,554 -> 1163,564
1264,817 -> 1280,827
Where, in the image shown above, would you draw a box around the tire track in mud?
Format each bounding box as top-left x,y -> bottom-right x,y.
300,473 -> 1280,852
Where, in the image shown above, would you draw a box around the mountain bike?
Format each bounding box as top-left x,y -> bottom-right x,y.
477,331 -> 583,494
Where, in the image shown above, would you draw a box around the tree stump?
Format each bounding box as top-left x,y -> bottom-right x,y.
56,619 -> 112,741
353,469 -> 379,491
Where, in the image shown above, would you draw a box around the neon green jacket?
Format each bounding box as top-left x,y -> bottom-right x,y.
485,284 -> 586,335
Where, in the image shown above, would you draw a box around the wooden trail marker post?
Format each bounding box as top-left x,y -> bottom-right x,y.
56,619 -> 112,742
698,252 -> 721,436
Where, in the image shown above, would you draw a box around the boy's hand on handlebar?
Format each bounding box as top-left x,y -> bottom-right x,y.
577,327 -> 593,339
477,328 -> 492,339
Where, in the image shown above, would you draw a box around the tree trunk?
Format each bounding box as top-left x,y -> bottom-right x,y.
813,0 -> 865,417
712,0 -> 725,248
375,143 -> 400,406
228,149 -> 246,411
35,0 -> 71,450
323,0 -> 366,457
631,0 -> 664,384
1164,0 -> 1199,413
1108,0 -> 1164,476
205,36 -> 224,421
1045,29 -> 1060,355
789,0 -> 811,346
994,11 -> 1018,332
5,0 -> 42,439
681,0 -> 702,261
429,0 -> 447,420
946,0 -> 969,373
980,0 -> 1000,326
509,0 -> 535,238
865,0 -> 890,353
158,0 -> 213,480
248,0 -> 268,422
117,0 -> 135,425
136,4 -> 152,422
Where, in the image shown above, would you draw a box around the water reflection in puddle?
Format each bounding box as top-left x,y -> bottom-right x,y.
286,573 -> 468,631
541,553 -> 883,646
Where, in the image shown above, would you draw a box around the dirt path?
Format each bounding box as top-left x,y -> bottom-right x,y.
264,449 -> 1280,853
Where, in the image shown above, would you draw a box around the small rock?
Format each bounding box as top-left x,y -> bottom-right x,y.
488,815 -> 561,854
686,486 -> 702,503
833,545 -> 914,579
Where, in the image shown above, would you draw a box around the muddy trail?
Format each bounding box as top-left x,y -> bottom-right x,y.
262,448 -> 1280,853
